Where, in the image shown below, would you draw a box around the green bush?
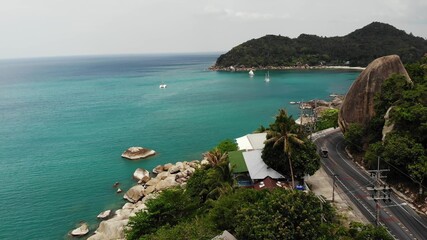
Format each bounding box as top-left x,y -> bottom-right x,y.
126,187 -> 198,240
317,109 -> 339,130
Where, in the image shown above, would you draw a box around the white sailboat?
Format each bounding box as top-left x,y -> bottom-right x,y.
248,70 -> 254,77
159,82 -> 167,88
264,71 -> 270,82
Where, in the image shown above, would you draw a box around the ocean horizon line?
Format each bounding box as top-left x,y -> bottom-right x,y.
0,51 -> 226,62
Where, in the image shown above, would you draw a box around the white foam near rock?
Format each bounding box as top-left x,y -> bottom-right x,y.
121,147 -> 156,160
71,223 -> 89,236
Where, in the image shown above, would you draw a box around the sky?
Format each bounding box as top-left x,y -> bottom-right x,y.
1,0 -> 426,59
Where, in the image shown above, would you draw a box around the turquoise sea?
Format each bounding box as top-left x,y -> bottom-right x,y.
0,53 -> 360,239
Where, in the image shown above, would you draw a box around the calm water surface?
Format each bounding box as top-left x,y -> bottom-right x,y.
0,54 -> 360,239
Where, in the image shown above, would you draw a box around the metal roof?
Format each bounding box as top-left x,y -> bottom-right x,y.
236,133 -> 267,150
242,150 -> 284,180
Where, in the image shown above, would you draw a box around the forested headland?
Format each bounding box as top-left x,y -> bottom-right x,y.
213,22 -> 427,69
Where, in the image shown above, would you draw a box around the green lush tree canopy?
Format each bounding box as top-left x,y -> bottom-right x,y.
344,123 -> 364,152
262,109 -> 320,185
235,190 -> 334,240
317,108 -> 339,130
126,187 -> 198,240
214,139 -> 238,153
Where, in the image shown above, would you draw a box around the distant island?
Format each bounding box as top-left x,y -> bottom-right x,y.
211,22 -> 427,70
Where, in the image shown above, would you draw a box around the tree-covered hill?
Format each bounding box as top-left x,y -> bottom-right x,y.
214,22 -> 427,68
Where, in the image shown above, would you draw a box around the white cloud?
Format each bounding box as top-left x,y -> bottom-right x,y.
204,6 -> 290,21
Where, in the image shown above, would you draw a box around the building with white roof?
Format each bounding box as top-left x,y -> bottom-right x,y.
235,133 -> 267,151
242,150 -> 284,180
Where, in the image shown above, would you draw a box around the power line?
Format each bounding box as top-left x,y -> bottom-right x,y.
366,157 -> 391,226
339,132 -> 427,191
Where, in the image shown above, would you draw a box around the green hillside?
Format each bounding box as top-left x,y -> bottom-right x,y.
214,22 -> 427,68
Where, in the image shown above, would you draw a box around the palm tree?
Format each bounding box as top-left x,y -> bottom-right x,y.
253,125 -> 267,133
265,109 -> 304,189
203,149 -> 228,167
200,152 -> 235,201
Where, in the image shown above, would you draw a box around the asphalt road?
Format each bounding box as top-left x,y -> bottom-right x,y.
314,129 -> 427,240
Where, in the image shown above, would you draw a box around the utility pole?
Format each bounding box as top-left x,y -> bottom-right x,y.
309,100 -> 317,140
332,173 -> 338,202
367,157 -> 390,226
317,195 -> 326,224
299,100 -> 303,133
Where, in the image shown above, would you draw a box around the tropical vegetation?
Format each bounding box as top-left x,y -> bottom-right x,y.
317,108 -> 339,130
214,22 -> 427,68
262,109 -> 320,187
124,130 -> 392,239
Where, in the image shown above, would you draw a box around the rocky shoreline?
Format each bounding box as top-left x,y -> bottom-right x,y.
209,65 -> 365,72
72,159 -> 208,239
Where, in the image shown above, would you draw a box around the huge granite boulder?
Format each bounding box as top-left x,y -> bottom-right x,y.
121,147 -> 156,160
123,185 -> 145,203
338,55 -> 412,132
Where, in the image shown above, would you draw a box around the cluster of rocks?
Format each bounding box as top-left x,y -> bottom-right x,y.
124,161 -> 199,203
296,96 -> 344,119
77,160 -> 201,240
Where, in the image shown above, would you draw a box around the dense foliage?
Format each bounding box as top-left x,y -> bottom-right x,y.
215,22 -> 427,68
235,190 -> 334,239
214,138 -> 238,153
317,108 -> 339,130
127,165 -> 391,240
262,109 -> 320,186
344,123 -> 364,152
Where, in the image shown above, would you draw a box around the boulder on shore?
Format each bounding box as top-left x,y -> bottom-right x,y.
121,147 -> 156,160
87,219 -> 128,240
155,176 -> 179,191
97,210 -> 111,220
133,168 -> 150,182
123,185 -> 145,203
71,223 -> 89,236
153,165 -> 164,174
338,55 -> 412,133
